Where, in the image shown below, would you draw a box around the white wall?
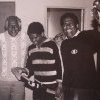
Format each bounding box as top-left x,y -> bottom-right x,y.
14,0 -> 94,37
0,0 -> 94,37
0,0 -> 95,36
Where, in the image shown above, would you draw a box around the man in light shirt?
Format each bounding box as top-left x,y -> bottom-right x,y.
0,16 -> 28,100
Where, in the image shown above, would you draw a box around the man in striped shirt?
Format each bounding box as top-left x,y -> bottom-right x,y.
25,22 -> 62,100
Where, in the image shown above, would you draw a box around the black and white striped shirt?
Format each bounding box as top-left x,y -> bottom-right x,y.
26,39 -> 62,90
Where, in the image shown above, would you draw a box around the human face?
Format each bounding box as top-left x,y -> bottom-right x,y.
29,33 -> 42,46
93,0 -> 100,10
92,0 -> 100,23
62,17 -> 78,39
8,20 -> 20,37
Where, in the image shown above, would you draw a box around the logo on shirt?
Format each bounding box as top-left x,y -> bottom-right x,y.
71,49 -> 78,54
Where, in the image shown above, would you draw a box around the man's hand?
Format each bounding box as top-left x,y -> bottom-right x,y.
11,67 -> 29,80
55,81 -> 64,100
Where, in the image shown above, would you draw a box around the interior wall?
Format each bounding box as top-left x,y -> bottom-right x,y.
15,0 -> 94,37
0,0 -> 94,37
0,2 -> 15,33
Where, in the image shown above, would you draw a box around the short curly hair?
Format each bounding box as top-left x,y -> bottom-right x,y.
4,16 -> 21,31
27,22 -> 44,36
60,13 -> 79,26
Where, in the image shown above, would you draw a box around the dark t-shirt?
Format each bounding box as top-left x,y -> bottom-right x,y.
61,30 -> 100,89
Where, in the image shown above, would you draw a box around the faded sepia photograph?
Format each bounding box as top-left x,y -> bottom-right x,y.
0,0 -> 100,100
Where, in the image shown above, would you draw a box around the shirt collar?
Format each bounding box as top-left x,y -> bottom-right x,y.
73,30 -> 80,37
66,30 -> 80,39
6,31 -> 20,40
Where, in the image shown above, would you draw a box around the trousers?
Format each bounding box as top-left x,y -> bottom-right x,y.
0,81 -> 25,100
33,87 -> 56,100
64,87 -> 100,100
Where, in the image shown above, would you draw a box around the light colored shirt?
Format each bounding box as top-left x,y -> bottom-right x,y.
0,31 -> 29,81
65,30 -> 80,39
73,30 -> 80,37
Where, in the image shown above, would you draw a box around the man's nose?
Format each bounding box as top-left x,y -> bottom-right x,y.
33,38 -> 37,41
64,24 -> 70,29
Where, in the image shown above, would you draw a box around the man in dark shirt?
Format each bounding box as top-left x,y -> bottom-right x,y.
60,12 -> 100,100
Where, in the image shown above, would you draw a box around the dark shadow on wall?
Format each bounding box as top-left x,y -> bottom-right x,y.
0,2 -> 15,33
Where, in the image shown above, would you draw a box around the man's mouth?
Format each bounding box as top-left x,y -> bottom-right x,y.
66,29 -> 72,33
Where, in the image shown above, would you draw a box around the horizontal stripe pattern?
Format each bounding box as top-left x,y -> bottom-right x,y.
46,88 -> 55,94
26,40 -> 62,90
34,71 -> 57,76
32,59 -> 55,64
29,47 -> 53,56
39,81 -> 57,85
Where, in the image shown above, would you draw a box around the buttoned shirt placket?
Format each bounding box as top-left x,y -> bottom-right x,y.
10,37 -> 17,69
1,34 -> 7,77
